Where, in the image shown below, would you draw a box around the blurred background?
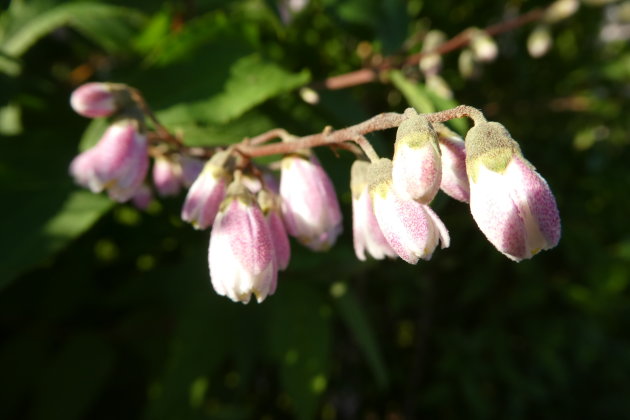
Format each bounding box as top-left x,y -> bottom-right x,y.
1,0 -> 629,419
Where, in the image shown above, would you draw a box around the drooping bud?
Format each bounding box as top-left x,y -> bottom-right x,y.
469,29 -> 498,62
69,119 -> 149,202
70,82 -> 118,118
392,114 -> 442,203
458,48 -> 479,79
152,156 -> 182,197
465,122 -> 561,261
527,25 -> 553,58
181,150 -> 233,230
544,0 -> 580,23
425,74 -> 453,100
280,151 -> 343,251
368,158 -> 450,264
419,30 -> 446,76
434,123 -> 470,202
179,156 -> 205,187
350,160 -> 396,261
209,180 -> 277,303
258,189 -> 291,270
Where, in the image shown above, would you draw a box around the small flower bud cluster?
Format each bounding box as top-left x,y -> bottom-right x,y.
350,110 -> 560,264
69,82 -> 204,207
68,82 -> 561,305
183,147 -> 342,303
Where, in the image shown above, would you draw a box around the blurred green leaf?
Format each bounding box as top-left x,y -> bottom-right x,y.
266,281 -> 332,420
31,333 -> 114,420
0,1 -> 145,58
155,54 -> 310,128
0,189 -> 112,288
389,70 -> 469,134
334,287 -> 389,389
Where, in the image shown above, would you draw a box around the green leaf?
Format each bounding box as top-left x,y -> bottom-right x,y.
334,287 -> 389,389
155,54 -> 310,127
0,189 -> 113,288
0,102 -> 22,135
389,70 -> 469,134
31,333 -> 114,420
266,281 -> 332,420
0,1 -> 145,58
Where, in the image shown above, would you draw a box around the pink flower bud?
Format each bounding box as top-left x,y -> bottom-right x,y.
179,156 -> 205,187
280,151 -> 342,251
470,29 -> 498,62
131,184 -> 152,210
369,159 -> 449,264
152,156 -> 182,197
209,183 -> 277,303
70,83 -> 118,118
258,189 -> 291,270
181,151 -> 232,230
392,114 -> 442,203
434,123 -> 470,202
351,160 -> 396,261
465,122 -> 561,261
69,119 -> 149,202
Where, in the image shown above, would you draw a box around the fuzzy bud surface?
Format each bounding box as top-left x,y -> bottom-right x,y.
465,122 -> 561,261
280,151 -> 342,251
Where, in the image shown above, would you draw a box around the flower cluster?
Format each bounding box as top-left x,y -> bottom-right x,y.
69,83 -> 561,304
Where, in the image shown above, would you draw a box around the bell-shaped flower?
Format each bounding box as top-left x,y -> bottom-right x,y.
392,114 -> 442,203
69,119 -> 149,202
209,181 -> 277,303
280,151 -> 342,251
258,189 -> 291,270
181,150 -> 232,230
465,122 -> 561,261
152,156 -> 182,197
70,82 -> 119,118
369,158 -> 450,264
179,155 -> 205,187
350,160 -> 396,261
434,123 -> 470,202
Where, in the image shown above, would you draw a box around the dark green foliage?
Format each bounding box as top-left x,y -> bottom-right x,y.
1,0 -> 629,419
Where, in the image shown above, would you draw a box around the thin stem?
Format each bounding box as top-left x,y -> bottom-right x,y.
248,128 -> 291,146
353,135 -> 380,162
315,7 -> 545,91
234,105 -> 485,158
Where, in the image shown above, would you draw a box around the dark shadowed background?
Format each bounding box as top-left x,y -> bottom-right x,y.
1,0 -> 629,419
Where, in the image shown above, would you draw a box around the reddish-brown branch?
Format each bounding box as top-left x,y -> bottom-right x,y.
235,106 -> 483,158
315,7 -> 544,91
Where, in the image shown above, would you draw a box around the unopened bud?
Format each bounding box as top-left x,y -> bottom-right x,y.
425,74 -> 453,99
392,114 -> 442,203
470,29 -> 498,62
465,122 -> 561,261
458,49 -> 479,79
70,83 -> 117,118
368,158 -> 450,264
544,0 -> 580,23
419,30 -> 446,76
527,25 -> 553,58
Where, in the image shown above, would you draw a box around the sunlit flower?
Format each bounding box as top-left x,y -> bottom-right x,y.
181,150 -> 232,230
69,119 -> 148,202
280,151 -> 342,250
209,182 -> 277,303
369,158 -> 450,264
465,121 -> 561,261
392,114 -> 442,203
350,160 -> 396,261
